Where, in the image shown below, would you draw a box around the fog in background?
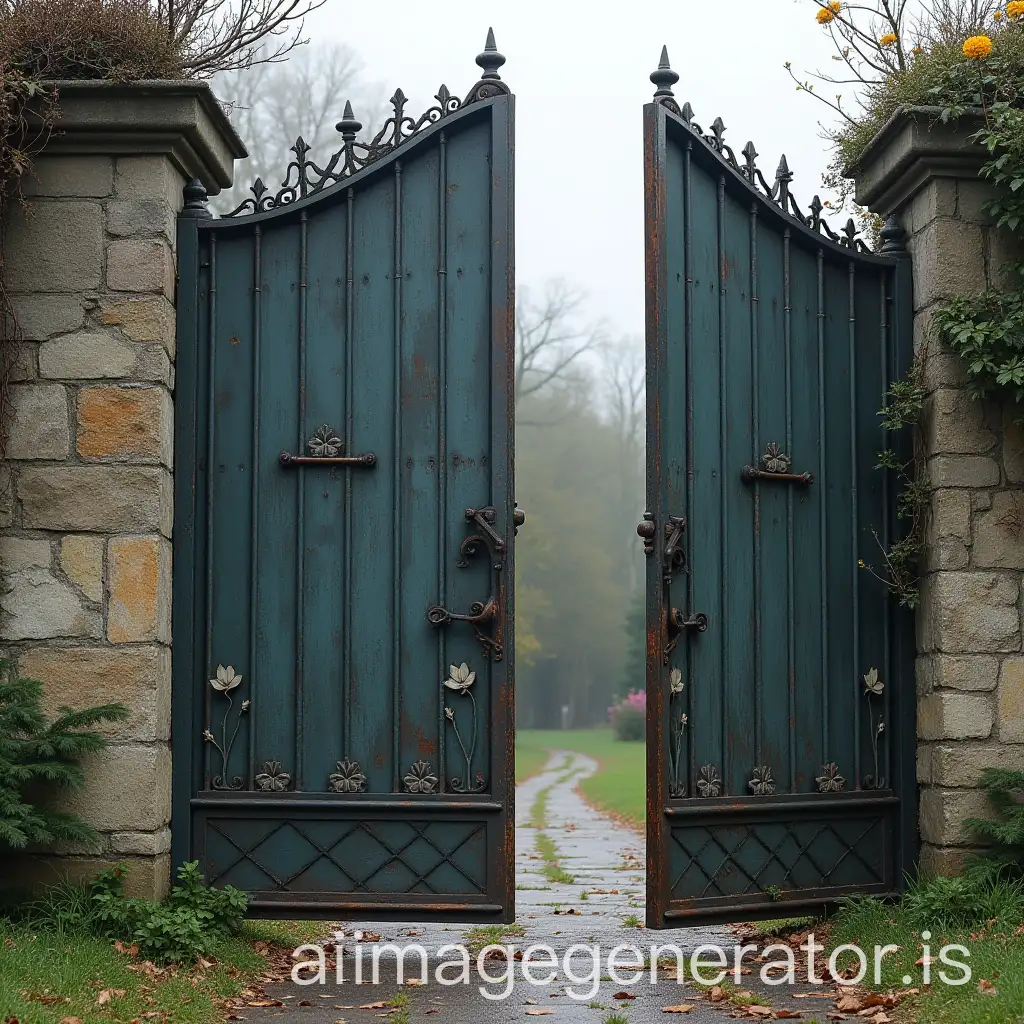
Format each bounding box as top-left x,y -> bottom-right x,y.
217,0 -> 845,728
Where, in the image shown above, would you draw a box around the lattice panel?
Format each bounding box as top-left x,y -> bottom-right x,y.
203,816 -> 488,895
669,816 -> 887,901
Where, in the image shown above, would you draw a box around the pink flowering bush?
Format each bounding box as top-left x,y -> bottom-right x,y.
608,689 -> 646,742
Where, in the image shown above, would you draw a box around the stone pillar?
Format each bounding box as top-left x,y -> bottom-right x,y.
853,106 -> 1024,875
2,82 -> 244,897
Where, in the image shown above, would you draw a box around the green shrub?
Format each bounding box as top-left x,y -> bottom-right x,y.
965,767 -> 1024,869
902,870 -> 1024,929
0,660 -> 127,852
608,691 -> 645,742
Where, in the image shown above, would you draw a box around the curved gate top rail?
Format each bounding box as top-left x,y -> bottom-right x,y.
221,27 -> 511,217
648,46 -> 903,258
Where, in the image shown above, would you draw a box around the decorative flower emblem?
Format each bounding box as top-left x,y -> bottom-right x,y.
308,424 -> 343,458
863,667 -> 884,695
445,707 -> 455,721
749,765 -> 776,796
816,762 -> 846,793
444,663 -> 476,693
329,759 -> 366,793
697,764 -> 721,798
254,761 -> 291,792
403,761 -> 438,794
210,665 -> 242,691
762,442 -> 792,474
669,668 -> 684,694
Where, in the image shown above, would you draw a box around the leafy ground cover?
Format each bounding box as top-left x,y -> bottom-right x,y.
516,729 -> 645,827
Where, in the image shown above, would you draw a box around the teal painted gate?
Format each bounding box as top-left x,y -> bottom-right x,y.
172,35 -> 516,921
642,50 -> 917,927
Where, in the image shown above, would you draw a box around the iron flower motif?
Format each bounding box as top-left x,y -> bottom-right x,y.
697,764 -> 721,798
669,667 -> 684,694
863,667 -> 884,696
749,765 -> 776,796
443,663 -> 476,693
763,443 -> 792,474
254,761 -> 291,792
329,759 -> 366,794
210,664 -> 242,691
308,424 -> 343,458
816,762 -> 846,793
403,761 -> 438,794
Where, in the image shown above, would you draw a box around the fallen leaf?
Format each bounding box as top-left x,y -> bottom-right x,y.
59,1019 -> 82,1024
662,1006 -> 695,1014
775,1012 -> 803,1020
524,1012 -> 553,1018
612,991 -> 636,1000
836,995 -> 864,1012
525,999 -> 537,1005
405,979 -> 425,987
709,986 -> 727,1003
793,993 -> 834,999
915,956 -> 937,967
298,1000 -> 313,1006
357,1004 -> 388,1011
978,978 -> 998,996
745,1008 -> 775,1018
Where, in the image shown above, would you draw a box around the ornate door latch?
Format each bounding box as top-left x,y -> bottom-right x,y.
427,505 -> 522,661
637,513 -> 687,581
279,424 -> 376,468
664,605 -> 708,663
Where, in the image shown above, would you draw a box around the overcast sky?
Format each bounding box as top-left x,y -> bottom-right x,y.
306,0 -> 844,343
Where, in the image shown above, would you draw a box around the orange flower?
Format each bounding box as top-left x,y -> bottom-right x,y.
963,34 -> 993,58
816,6 -> 835,23
879,32 -> 898,46
1008,0 -> 1024,17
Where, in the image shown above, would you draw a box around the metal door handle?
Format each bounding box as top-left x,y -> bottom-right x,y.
279,423 -> 376,468
664,606 -> 708,663
427,597 -> 502,660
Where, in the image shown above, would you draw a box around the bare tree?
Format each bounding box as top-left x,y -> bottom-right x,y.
152,0 -> 327,76
213,42 -> 384,214
515,279 -> 606,404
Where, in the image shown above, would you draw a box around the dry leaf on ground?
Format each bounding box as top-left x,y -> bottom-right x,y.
662,1006 -> 695,1014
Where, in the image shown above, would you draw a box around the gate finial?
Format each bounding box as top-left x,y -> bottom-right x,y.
336,100 -> 362,140
650,45 -> 680,101
879,213 -> 908,256
180,178 -> 211,220
476,28 -> 506,80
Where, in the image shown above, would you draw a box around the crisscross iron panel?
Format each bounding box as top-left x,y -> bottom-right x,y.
173,39 -> 516,921
643,50 -> 916,927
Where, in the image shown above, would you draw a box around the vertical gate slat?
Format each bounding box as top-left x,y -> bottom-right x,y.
204,233 -> 218,788
749,205 -> 761,792
296,212 -> 308,790
249,226 -> 262,786
848,259 -> 861,789
343,187 -> 355,759
815,247 -> 829,766
392,161 -> 404,793
783,228 -> 796,794
436,132 -> 449,793
716,176 -> 730,786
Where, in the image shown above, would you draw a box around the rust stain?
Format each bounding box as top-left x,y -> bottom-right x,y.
230,336 -> 241,345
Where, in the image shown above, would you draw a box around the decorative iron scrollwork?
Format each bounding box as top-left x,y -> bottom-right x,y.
696,764 -> 721,798
254,761 -> 291,792
457,507 -> 507,571
862,667 -> 887,790
203,664 -> 250,791
649,47 -> 875,253
329,759 -> 367,793
663,515 -> 687,579
741,443 -> 813,485
749,766 -> 776,796
427,598 -> 502,660
664,606 -> 709,664
224,29 -> 510,218
403,761 -> 438,794
816,762 -> 846,793
279,423 -> 376,468
668,668 -> 688,798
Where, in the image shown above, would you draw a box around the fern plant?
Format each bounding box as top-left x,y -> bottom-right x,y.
0,661 -> 128,851
964,768 -> 1024,872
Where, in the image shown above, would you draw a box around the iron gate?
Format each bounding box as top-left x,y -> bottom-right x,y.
171,34 -> 516,921
642,49 -> 916,927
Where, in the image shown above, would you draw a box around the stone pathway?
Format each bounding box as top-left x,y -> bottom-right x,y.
242,749 -> 759,1021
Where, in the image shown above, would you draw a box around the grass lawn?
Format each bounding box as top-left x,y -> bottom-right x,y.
516,728 -> 645,827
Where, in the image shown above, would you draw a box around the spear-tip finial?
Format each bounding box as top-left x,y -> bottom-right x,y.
336,100 -> 362,139
476,27 -> 506,80
651,45 -> 680,100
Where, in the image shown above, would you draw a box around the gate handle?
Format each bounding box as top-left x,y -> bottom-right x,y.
279,423 -> 376,468
664,606 -> 708,663
741,442 -> 812,485
427,597 -> 502,661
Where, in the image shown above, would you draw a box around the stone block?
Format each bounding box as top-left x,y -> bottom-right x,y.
115,156 -> 183,210
18,466 -> 172,536
107,199 -> 175,239
19,645 -> 169,742
5,201 -> 102,292
973,492 -> 1024,568
927,536 -> 969,571
57,744 -> 170,832
22,156 -> 113,198
931,489 -> 972,541
7,384 -> 69,460
77,386 -> 172,465
919,844 -> 984,878
106,239 -> 174,297
910,218 -> 987,308
917,743 -> 933,784
928,455 -> 1000,488
925,389 -> 996,456
957,179 -> 997,224
919,572 -> 1020,653
999,657 -> 1024,743
109,829 -> 172,856
107,536 -> 171,643
99,296 -> 175,351
10,294 -> 86,341
59,534 -> 104,603
920,787 -> 995,846
1005,410 -> 1024,484
931,743 -> 1024,787
39,329 -> 167,382
905,180 -> 958,235
932,654 -> 999,692
8,854 -> 170,899
986,226 -> 1024,291
10,344 -> 38,382
0,537 -> 101,641
918,691 -> 993,740
0,466 -> 13,530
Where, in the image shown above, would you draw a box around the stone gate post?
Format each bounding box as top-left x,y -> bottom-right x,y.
1,82 -> 244,896
853,106 -> 1024,875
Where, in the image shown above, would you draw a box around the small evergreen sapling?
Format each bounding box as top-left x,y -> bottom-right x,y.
965,768 -> 1024,873
0,661 -> 128,851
